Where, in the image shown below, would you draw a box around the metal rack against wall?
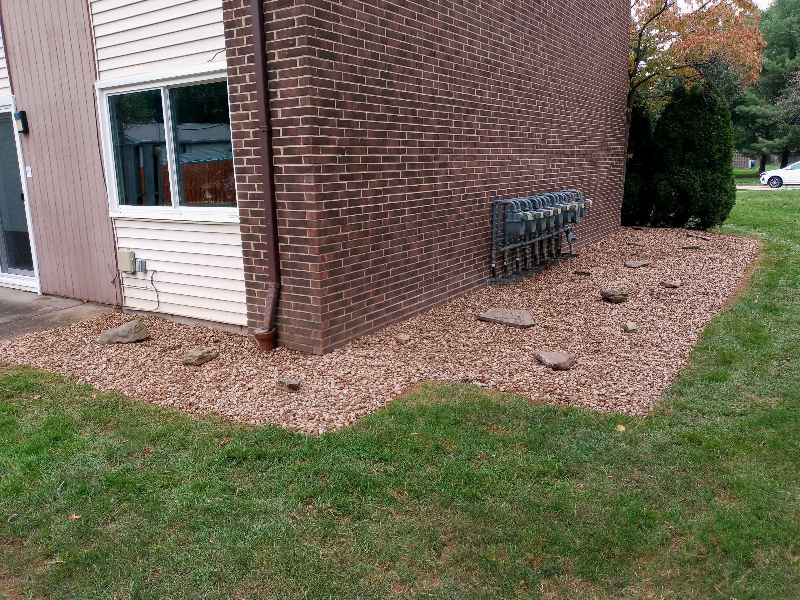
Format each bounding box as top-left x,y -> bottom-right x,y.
488,190 -> 592,285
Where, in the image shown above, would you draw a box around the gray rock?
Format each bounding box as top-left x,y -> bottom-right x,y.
477,308 -> 536,329
686,233 -> 711,241
622,322 -> 638,333
279,379 -> 301,391
180,346 -> 219,366
534,351 -> 576,371
601,289 -> 629,304
573,270 -> 591,276
98,320 -> 150,344
396,333 -> 412,345
624,260 -> 651,269
627,241 -> 646,247
660,279 -> 682,289
682,245 -> 701,250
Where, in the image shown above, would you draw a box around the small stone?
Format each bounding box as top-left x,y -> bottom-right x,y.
660,280 -> 682,289
624,260 -> 651,269
534,351 -> 576,371
573,270 -> 591,276
616,424 -> 626,432
687,233 -> 711,241
622,322 -> 638,333
682,245 -> 701,250
632,226 -> 644,230
180,347 -> 219,366
279,379 -> 301,391
627,241 -> 646,247
477,308 -> 536,329
601,289 -> 629,304
98,320 -> 150,344
396,333 -> 412,345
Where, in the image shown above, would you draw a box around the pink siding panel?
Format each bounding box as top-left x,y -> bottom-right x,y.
0,0 -> 117,304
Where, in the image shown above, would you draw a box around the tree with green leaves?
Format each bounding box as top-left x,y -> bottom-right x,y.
622,104 -> 656,226
651,84 -> 736,229
731,0 -> 800,167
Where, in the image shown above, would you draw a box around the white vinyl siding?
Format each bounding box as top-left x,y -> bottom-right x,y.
115,218 -> 248,326
89,0 -> 226,81
0,27 -> 11,100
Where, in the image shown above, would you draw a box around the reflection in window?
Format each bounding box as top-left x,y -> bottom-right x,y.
170,82 -> 235,207
108,90 -> 170,206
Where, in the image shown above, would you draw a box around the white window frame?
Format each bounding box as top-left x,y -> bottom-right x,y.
96,65 -> 239,224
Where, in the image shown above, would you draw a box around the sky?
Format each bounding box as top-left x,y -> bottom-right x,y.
756,0 -> 773,8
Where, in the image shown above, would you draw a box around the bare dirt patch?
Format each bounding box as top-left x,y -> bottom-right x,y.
0,228 -> 759,434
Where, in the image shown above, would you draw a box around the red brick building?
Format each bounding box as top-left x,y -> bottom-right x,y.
0,0 -> 627,355
223,0 -> 629,354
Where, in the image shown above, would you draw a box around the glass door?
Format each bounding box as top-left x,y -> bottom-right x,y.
0,112 -> 34,276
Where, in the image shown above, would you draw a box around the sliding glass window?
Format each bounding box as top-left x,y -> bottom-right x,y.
107,80 -> 235,211
108,90 -> 169,207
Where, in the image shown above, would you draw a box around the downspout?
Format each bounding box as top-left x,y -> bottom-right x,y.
250,0 -> 281,348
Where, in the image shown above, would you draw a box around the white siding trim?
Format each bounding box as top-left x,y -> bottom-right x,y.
115,217 -> 248,327
88,0 -> 226,81
0,26 -> 11,99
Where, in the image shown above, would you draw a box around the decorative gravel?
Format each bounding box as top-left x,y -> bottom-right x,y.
0,228 -> 759,434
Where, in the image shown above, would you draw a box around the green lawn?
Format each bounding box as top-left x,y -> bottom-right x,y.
734,164 -> 779,185
2,191 -> 799,599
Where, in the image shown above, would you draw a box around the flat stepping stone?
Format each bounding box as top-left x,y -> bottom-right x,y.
180,346 -> 219,366
477,308 -> 536,329
627,241 -> 646,247
279,379 -> 301,391
601,289 -> 629,304
573,270 -> 591,276
682,245 -> 701,250
687,233 -> 711,241
625,260 -> 651,269
660,280 -> 682,289
98,320 -> 150,344
534,351 -> 576,371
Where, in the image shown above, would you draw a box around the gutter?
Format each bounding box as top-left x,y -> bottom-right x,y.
250,0 -> 281,350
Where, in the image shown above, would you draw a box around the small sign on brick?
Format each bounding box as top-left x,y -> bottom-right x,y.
477,308 -> 536,329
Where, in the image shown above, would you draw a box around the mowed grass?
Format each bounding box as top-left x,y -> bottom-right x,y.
1,192 -> 799,600
734,164 -> 779,186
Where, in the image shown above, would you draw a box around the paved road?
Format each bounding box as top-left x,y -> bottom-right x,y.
0,287 -> 110,342
737,185 -> 800,191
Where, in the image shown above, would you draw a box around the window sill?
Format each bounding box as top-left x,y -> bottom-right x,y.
110,208 -> 240,224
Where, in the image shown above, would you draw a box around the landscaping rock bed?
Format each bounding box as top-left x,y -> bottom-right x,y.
0,228 -> 759,434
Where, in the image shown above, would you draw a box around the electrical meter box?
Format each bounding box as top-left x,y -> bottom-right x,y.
118,249 -> 135,274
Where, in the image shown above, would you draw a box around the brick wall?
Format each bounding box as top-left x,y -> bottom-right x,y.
223,0 -> 629,355
223,0 -> 324,354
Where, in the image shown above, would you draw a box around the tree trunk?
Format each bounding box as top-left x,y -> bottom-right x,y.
781,150 -> 790,168
758,154 -> 767,172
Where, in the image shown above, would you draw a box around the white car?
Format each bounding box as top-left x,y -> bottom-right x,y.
761,162 -> 800,188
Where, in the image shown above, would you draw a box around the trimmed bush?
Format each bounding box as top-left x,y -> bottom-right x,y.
622,103 -> 656,226
651,84 -> 736,229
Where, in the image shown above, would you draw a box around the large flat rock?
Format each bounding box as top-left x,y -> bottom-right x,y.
477,308 -> 536,329
98,320 -> 150,344
534,351 -> 576,371
625,260 -> 651,269
180,346 -> 219,366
